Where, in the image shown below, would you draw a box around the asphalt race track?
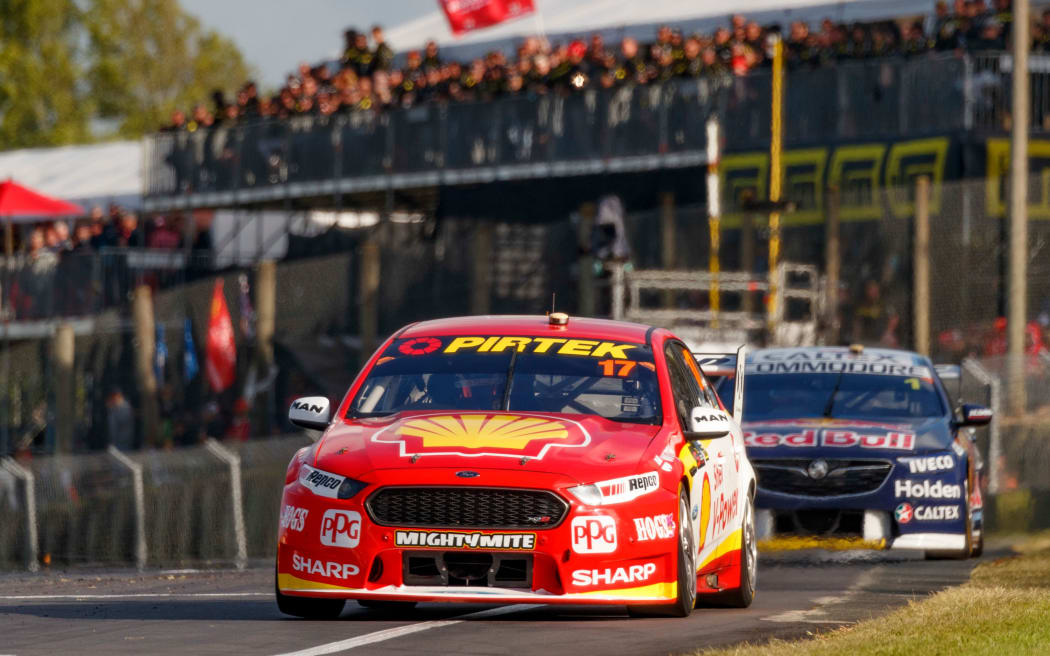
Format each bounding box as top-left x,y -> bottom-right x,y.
0,550 -> 991,656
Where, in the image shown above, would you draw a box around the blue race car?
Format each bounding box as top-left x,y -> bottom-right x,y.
710,345 -> 990,559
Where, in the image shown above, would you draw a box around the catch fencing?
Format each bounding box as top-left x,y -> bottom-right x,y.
0,434 -> 309,570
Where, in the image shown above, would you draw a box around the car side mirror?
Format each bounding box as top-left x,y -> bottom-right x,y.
289,396 -> 331,431
958,403 -> 993,427
684,407 -> 731,440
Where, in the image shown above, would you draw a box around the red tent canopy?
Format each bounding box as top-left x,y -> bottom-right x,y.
0,179 -> 84,222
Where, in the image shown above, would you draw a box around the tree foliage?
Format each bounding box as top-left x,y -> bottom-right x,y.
0,0 -> 89,147
0,0 -> 251,149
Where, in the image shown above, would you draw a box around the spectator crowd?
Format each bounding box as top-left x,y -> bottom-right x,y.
165,0 -> 1036,130
1,207 -> 208,320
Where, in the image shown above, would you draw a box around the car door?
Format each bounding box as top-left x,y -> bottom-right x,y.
664,341 -> 739,559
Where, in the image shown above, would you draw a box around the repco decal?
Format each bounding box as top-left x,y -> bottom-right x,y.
594,471 -> 660,504
398,337 -> 442,355
298,465 -> 345,499
745,430 -> 915,451
442,336 -> 638,359
394,530 -> 536,550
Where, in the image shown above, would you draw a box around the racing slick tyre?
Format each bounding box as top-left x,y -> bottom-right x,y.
357,600 -> 418,612
703,495 -> 757,608
924,480 -> 973,561
627,489 -> 696,618
275,569 -> 346,619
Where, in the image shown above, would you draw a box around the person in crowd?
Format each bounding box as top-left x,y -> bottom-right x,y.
106,389 -> 135,451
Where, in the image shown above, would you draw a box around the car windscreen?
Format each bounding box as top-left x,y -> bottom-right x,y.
349,335 -> 661,424
737,372 -> 945,421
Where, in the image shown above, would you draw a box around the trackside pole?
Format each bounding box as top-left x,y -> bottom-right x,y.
767,35 -> 785,339
1,457 -> 38,571
108,445 -> 147,570
913,176 -> 931,356
706,118 -> 722,326
205,438 -> 248,570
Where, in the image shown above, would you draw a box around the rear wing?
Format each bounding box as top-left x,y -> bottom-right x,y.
693,345 -> 748,423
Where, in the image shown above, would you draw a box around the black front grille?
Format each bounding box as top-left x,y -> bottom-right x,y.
754,459 -> 893,497
367,486 -> 568,530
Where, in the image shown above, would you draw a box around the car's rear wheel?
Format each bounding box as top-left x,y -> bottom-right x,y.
275,568 -> 346,619
704,494 -> 757,608
628,489 -> 695,618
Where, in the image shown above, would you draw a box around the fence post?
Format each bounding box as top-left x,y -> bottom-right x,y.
470,222 -> 493,315
660,191 -> 676,309
577,202 -> 596,316
53,322 -> 75,453
205,438 -> 248,570
358,239 -> 380,358
1,457 -> 38,572
825,186 -> 841,344
963,358 -> 1003,494
108,445 -> 147,570
913,176 -> 931,356
610,262 -> 625,320
132,285 -> 159,447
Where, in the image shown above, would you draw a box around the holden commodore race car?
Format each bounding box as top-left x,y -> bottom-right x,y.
709,345 -> 990,559
276,314 -> 757,618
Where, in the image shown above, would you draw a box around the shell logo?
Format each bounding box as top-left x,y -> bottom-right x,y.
372,413 -> 590,460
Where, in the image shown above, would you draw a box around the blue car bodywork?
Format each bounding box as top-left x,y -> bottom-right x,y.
711,346 -> 989,557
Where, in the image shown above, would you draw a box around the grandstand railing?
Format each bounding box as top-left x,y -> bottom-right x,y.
142,52 -> 1016,206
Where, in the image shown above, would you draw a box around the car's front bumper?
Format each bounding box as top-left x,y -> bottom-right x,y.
276,478 -> 683,605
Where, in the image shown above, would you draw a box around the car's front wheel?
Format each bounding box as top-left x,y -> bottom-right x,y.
628,488 -> 695,618
275,569 -> 346,619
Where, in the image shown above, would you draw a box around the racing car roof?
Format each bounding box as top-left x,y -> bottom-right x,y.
399,315 -> 656,344
747,346 -> 932,376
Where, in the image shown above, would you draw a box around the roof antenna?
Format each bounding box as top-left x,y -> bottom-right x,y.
549,292 -> 556,316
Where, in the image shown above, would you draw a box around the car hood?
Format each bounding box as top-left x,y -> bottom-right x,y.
742,416 -> 952,459
312,411 -> 663,484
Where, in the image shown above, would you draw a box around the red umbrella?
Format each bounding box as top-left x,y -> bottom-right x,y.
0,179 -> 84,222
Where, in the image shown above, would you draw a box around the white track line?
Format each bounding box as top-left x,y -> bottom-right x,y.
0,592 -> 270,600
273,604 -> 541,656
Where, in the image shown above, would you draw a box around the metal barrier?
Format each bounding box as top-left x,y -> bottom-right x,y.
0,435 -> 310,571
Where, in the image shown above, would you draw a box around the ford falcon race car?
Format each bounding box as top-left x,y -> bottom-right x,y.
276,314 -> 757,618
709,346 -> 990,559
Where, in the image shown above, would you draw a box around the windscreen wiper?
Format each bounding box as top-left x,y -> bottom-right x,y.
822,367 -> 847,417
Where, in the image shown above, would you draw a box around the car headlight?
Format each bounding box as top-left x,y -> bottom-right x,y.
337,477 -> 368,499
568,484 -> 603,506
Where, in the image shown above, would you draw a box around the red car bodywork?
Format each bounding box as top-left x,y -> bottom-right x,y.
276,316 -> 754,606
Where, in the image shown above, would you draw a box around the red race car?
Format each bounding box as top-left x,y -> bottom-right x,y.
276,314 -> 757,618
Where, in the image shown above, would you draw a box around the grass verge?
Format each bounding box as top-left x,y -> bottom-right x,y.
698,539 -> 1050,656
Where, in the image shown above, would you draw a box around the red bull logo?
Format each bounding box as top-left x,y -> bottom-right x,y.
372,413 -> 590,460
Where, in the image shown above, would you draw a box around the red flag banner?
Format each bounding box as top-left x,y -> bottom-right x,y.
439,0 -> 534,36
205,279 -> 236,392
